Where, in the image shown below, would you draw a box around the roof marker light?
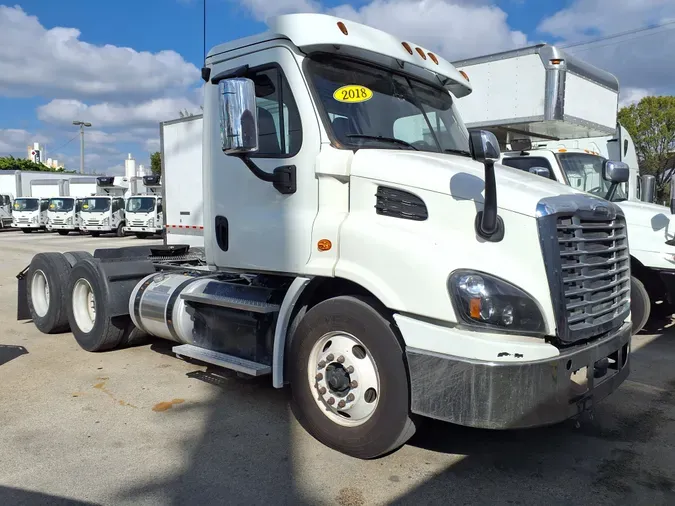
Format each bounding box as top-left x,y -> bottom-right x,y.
550,58 -> 563,65
402,42 -> 413,55
428,52 -> 439,65
415,47 -> 427,60
459,70 -> 470,81
337,21 -> 348,35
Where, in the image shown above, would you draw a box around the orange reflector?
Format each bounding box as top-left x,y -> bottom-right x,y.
318,239 -> 332,251
415,47 -> 427,60
402,42 -> 413,55
469,298 -> 481,319
558,148 -> 568,152
459,70 -> 470,81
550,58 -> 563,65
428,52 -> 439,65
337,21 -> 348,35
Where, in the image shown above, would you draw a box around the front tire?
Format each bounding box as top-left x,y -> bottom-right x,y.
22,228 -> 32,234
289,295 -> 416,459
90,231 -> 100,237
116,223 -> 125,237
631,275 -> 650,334
57,230 -> 69,236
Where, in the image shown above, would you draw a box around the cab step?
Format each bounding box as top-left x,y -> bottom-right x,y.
172,344 -> 271,376
180,292 -> 281,313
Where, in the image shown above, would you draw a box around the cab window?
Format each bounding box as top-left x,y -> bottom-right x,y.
40,200 -> 49,211
501,157 -> 556,180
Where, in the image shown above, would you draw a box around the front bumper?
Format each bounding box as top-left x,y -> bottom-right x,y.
82,226 -> 112,232
50,224 -> 76,230
124,226 -> 158,233
12,223 -> 41,229
406,322 -> 631,429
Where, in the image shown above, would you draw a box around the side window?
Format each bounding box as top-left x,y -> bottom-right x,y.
249,67 -> 302,157
40,200 -> 49,211
76,201 -> 81,212
157,200 -> 163,213
117,198 -> 124,211
501,157 -> 556,180
394,111 -> 447,148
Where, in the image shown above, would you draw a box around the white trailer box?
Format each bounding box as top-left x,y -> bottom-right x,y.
160,115 -> 204,248
66,177 -> 98,198
453,44 -> 619,142
0,170 -> 73,199
30,179 -> 66,199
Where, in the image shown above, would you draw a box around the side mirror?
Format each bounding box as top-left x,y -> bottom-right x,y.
528,166 -> 551,179
639,174 -> 656,203
603,160 -> 629,183
469,130 -> 500,163
218,78 -> 258,154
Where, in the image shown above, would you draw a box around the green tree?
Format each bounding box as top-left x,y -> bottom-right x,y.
150,151 -> 161,175
618,96 -> 675,200
0,155 -> 72,172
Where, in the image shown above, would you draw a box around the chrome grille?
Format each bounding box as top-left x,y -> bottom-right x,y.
537,196 -> 630,345
557,215 -> 630,337
132,220 -> 145,226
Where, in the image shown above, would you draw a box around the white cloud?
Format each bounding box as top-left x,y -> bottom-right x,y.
239,0 -> 320,20
330,1 -> 528,59
0,5 -> 200,100
618,87 -> 652,108
0,129 -> 50,156
37,97 -> 201,127
537,0 -> 675,95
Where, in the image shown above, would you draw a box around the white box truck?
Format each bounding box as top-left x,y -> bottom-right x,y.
17,14 -> 631,459
79,176 -> 129,237
160,115 -> 204,248
124,175 -> 164,238
47,177 -> 98,235
453,44 -> 675,333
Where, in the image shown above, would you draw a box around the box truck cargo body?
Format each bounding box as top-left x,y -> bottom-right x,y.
454,44 -> 675,332
160,115 -> 204,248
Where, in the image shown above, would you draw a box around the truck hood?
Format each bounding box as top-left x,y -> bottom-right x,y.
614,200 -> 675,240
350,149 -> 589,218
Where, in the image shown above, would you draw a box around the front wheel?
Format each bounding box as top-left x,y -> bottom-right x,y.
57,230 -> 69,236
22,228 -> 32,234
90,231 -> 100,237
288,295 -> 416,459
116,223 -> 125,237
631,276 -> 650,334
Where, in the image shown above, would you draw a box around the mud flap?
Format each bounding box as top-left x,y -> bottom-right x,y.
16,265 -> 31,321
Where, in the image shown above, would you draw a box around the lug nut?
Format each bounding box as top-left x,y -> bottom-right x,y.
318,360 -> 326,368
350,381 -> 358,388
315,373 -> 323,381
337,355 -> 345,363
346,393 -> 355,402
326,354 -> 334,361
319,387 -> 326,395
327,397 -> 335,405
338,400 -> 346,408
346,366 -> 354,374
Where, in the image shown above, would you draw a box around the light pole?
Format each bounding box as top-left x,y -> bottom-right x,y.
72,121 -> 92,174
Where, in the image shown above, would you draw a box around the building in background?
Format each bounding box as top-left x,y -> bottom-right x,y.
124,154 -> 151,178
26,142 -> 65,170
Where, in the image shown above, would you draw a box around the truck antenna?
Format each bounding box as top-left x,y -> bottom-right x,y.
200,0 -> 211,82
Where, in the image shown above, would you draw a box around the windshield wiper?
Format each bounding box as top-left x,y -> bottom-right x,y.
346,134 -> 418,150
443,148 -> 472,157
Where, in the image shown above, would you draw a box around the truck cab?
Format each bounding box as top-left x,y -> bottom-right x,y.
18,13 -> 632,459
0,194 -> 12,228
79,177 -> 129,237
124,175 -> 164,238
47,197 -> 84,235
11,197 -> 49,232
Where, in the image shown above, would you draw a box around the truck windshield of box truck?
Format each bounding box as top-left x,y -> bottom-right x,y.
13,198 -> 39,211
48,198 -> 75,212
306,54 -> 471,155
81,197 -> 110,212
126,197 -> 156,213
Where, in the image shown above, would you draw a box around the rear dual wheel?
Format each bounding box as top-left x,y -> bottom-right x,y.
289,295 -> 416,459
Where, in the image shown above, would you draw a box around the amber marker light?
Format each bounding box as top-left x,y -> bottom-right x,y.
337,21 -> 348,35
318,239 -> 332,251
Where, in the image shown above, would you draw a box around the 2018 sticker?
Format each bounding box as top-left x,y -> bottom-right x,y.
333,85 -> 373,103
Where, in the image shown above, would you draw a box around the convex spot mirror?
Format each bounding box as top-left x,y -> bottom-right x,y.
469,130 -> 500,163
218,78 -> 259,154
603,160 -> 629,183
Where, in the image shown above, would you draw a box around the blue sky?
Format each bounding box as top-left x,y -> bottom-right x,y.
0,0 -> 673,174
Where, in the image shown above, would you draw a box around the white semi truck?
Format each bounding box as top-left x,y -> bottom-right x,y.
47,177 -> 98,235
17,14 -> 632,459
453,44 -> 674,333
161,115 -> 205,248
124,175 -> 164,238
79,176 -> 129,237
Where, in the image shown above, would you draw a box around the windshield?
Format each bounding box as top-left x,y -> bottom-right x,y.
306,54 -> 470,155
126,197 -> 156,213
557,153 -> 627,201
81,197 -> 110,212
13,198 -> 39,212
48,198 -> 74,212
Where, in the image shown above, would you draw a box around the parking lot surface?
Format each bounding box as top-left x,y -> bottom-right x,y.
1,230 -> 674,505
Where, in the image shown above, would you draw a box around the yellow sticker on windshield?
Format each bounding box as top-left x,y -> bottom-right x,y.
82,204 -> 89,209
333,85 -> 373,103
13,203 -> 19,210
49,204 -> 56,209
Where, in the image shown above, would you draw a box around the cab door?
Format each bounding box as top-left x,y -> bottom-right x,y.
204,46 -> 322,274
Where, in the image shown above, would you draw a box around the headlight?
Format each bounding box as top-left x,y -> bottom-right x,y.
147,218 -> 154,227
66,216 -> 73,224
31,215 -> 38,223
101,217 -> 109,226
448,270 -> 545,334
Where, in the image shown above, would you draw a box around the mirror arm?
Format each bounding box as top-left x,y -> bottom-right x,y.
236,155 -> 297,195
475,159 -> 504,242
604,182 -> 618,201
